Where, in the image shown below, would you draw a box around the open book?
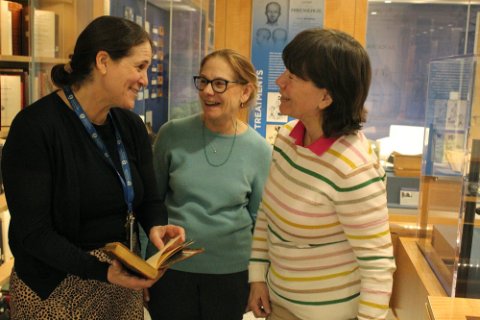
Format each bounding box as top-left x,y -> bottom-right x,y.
103,236 -> 204,279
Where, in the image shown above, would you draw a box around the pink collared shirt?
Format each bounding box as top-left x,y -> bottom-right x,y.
289,121 -> 338,156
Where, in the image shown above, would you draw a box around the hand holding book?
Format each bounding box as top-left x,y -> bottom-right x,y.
103,236 -> 204,280
149,224 -> 186,253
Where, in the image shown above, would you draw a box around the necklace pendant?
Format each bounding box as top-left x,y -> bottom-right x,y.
202,119 -> 237,167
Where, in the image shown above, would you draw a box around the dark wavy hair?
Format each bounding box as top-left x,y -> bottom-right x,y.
282,28 -> 371,137
51,15 -> 153,88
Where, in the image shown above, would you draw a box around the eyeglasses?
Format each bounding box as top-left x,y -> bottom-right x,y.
193,76 -> 244,94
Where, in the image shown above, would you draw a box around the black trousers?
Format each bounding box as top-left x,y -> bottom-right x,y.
147,269 -> 249,320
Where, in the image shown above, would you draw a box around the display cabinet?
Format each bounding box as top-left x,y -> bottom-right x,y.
0,0 -> 214,139
108,0 -> 214,132
417,55 -> 480,299
0,0 -> 88,137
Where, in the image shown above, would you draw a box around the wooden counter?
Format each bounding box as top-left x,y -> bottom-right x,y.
426,296 -> 480,320
391,237 -> 447,320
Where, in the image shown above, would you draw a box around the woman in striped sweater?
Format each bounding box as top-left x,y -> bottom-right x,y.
248,28 -> 396,320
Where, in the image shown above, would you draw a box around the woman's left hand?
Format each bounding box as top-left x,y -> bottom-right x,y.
107,259 -> 161,290
149,224 -> 186,251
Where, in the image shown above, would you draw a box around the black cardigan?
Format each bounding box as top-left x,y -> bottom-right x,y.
1,92 -> 166,299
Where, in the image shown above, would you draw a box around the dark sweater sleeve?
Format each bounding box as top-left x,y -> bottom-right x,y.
2,105 -> 110,291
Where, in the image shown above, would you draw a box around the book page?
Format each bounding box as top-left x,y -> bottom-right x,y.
161,248 -> 205,268
145,235 -> 183,268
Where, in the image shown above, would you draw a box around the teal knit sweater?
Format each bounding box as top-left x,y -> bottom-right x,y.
151,114 -> 272,274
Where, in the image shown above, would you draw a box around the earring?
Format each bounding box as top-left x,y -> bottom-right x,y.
240,102 -> 245,108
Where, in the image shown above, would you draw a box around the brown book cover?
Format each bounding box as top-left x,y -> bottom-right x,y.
7,1 -> 22,56
103,236 -> 204,280
20,4 -> 29,56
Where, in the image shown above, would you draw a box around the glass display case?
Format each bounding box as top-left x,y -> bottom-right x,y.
0,0 -> 214,138
417,55 -> 480,298
108,0 -> 214,133
0,0 -> 85,136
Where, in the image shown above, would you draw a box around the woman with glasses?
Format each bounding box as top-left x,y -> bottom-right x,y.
146,49 -> 272,320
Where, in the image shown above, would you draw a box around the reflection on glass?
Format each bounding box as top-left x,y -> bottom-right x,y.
417,55 -> 480,299
365,2 -> 480,140
109,0 -> 215,132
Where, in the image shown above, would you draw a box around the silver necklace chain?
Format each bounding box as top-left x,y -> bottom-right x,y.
202,120 -> 238,167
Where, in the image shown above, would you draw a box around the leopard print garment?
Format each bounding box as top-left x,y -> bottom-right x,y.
9,250 -> 143,320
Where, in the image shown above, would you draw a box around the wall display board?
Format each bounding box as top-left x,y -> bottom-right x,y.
249,0 -> 324,144
110,0 -> 170,133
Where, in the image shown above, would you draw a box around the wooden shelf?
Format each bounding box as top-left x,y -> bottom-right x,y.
32,57 -> 70,64
391,237 -> 447,320
0,55 -> 69,65
0,55 -> 31,63
427,296 -> 480,319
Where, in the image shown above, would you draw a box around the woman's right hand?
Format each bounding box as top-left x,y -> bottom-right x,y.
149,224 -> 186,251
248,282 -> 271,318
107,259 -> 164,290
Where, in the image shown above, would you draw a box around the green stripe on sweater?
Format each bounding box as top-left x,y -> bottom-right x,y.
274,146 -> 383,192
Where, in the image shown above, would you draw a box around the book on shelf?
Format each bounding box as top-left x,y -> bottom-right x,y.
33,71 -> 54,101
9,1 -> 22,56
103,236 -> 204,280
21,3 -> 29,56
0,1 -> 13,55
33,9 -> 56,58
0,73 -> 23,127
0,1 -> 23,56
0,68 -> 28,108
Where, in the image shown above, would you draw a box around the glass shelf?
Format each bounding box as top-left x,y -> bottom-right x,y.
418,55 -> 480,299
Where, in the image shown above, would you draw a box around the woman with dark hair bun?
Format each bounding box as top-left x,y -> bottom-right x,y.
248,28 -> 396,320
1,15 -> 184,320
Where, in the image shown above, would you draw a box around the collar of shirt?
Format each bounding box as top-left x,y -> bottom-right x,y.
289,121 -> 338,156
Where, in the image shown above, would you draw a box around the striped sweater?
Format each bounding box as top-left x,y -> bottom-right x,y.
249,120 -> 396,320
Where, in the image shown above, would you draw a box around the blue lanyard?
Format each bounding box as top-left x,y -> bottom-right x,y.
63,86 -> 136,250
